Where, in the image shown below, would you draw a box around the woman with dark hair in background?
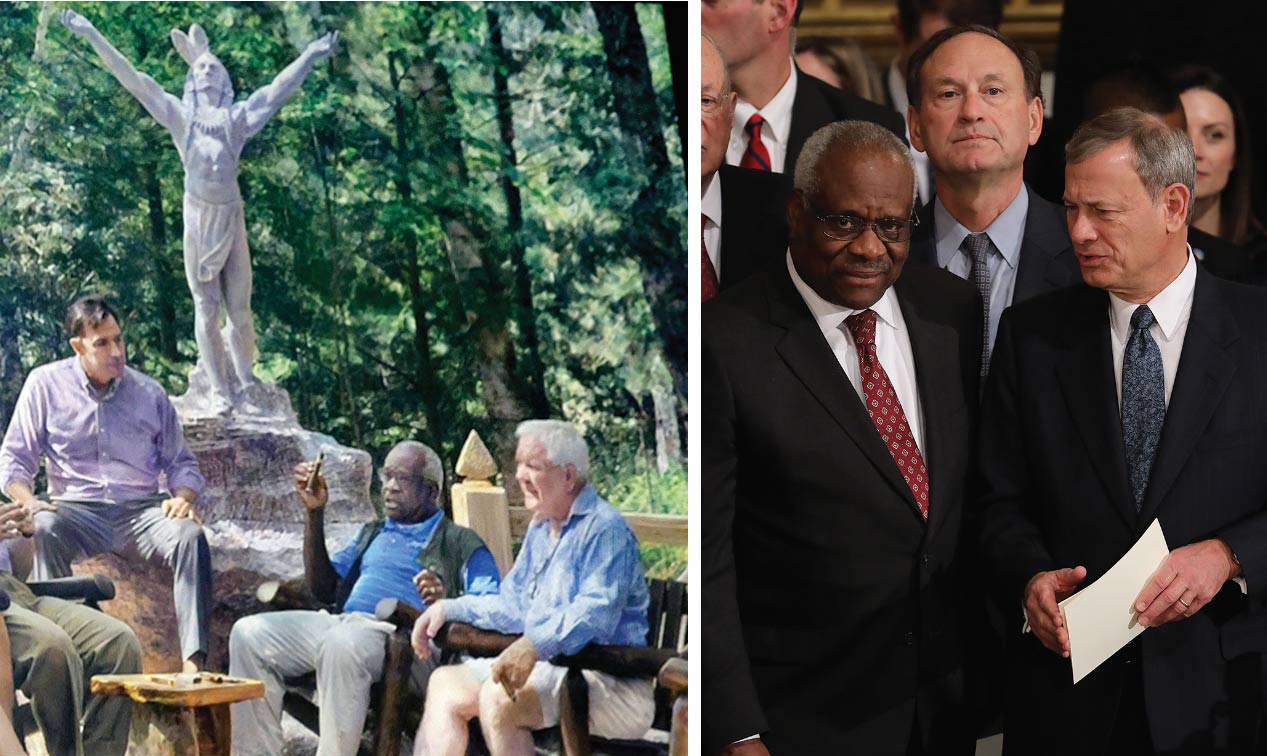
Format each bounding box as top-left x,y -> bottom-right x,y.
1171,65 -> 1265,252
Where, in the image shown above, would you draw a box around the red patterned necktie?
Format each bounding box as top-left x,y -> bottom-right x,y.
702,214 -> 720,301
844,309 -> 930,519
740,113 -> 772,171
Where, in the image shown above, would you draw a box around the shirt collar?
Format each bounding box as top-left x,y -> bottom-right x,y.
733,61 -> 799,150
383,508 -> 443,536
530,483 -> 599,532
703,170 -> 722,228
1108,248 -> 1197,343
933,184 -> 1029,271
786,251 -> 902,341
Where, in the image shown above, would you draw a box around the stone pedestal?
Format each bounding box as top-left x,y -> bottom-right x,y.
76,380 -> 372,672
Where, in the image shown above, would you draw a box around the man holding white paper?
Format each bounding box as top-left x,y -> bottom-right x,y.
976,107 -> 1267,754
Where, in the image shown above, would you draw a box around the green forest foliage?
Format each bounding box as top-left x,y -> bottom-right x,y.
0,2 -> 686,577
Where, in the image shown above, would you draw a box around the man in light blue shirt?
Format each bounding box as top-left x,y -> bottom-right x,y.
229,440 -> 499,756
412,420 -> 653,755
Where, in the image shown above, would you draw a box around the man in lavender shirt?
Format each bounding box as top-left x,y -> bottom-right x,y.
0,295 -> 211,672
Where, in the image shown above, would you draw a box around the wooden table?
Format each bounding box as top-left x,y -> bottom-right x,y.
90,673 -> 265,756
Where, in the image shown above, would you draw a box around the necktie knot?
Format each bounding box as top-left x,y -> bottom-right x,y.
745,113 -> 765,134
844,309 -> 878,347
1130,305 -> 1156,332
961,231 -> 991,259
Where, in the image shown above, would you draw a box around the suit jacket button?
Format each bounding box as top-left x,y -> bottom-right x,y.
922,553 -> 931,565
904,631 -> 914,646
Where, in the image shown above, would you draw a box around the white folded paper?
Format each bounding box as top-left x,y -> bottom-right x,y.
1058,518 -> 1170,684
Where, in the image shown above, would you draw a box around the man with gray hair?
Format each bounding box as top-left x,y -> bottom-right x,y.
977,106 -> 1267,753
229,440 -> 499,756
411,420 -> 653,756
703,32 -> 789,296
703,120 -> 981,755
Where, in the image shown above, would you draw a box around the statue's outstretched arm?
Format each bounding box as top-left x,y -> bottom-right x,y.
60,10 -> 183,132
240,31 -> 338,139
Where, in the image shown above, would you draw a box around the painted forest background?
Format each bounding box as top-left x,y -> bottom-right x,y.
0,2 -> 687,575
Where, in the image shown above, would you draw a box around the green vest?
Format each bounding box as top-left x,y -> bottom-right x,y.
333,514 -> 489,612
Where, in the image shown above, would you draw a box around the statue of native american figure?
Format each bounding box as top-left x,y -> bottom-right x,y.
62,11 -> 337,409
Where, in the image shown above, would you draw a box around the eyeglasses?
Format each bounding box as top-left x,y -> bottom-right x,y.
812,210 -> 919,243
702,93 -> 731,115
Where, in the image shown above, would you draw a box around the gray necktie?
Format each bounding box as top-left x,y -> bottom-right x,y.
961,232 -> 993,377
1121,305 -> 1165,509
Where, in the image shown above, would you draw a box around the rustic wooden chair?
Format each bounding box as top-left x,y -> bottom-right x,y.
253,578 -> 410,756
373,576 -> 688,756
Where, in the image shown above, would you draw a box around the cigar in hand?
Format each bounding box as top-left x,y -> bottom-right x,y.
305,450 -> 326,493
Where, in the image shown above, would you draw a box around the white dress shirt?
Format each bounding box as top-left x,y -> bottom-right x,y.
703,172 -> 723,280
887,59 -> 933,205
727,62 -> 798,173
786,252 -> 926,454
1108,250 -> 1196,409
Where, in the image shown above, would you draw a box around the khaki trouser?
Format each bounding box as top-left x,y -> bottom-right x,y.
0,572 -> 141,756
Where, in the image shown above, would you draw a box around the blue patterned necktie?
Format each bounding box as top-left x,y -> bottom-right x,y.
1121,305 -> 1165,509
961,232 -> 993,377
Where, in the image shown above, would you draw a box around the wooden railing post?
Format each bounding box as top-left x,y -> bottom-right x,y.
449,430 -> 514,576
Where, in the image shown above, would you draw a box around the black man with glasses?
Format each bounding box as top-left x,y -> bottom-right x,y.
703,119 -> 981,756
905,26 -> 1078,378
228,440 -> 499,756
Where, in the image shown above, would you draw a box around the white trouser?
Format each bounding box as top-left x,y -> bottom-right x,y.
229,609 -> 435,756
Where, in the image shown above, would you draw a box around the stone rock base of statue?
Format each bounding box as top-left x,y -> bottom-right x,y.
76,378 -> 373,672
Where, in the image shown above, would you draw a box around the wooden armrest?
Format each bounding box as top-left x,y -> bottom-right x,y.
256,579 -> 329,612
657,656 -> 687,694
554,644 -> 677,679
374,597 -> 421,631
438,623 -> 518,657
27,575 -> 115,603
373,599 -> 519,657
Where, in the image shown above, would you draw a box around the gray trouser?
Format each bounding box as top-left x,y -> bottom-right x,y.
229,610 -> 437,756
32,498 -> 212,660
0,572 -> 142,756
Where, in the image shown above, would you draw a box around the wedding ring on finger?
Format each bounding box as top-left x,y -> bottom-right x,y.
1178,597 -> 1192,609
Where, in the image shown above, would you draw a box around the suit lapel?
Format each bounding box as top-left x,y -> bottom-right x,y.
765,269 -> 924,519
897,279 -> 961,536
908,199 -> 937,267
1054,289 -> 1136,528
1138,271 -> 1239,522
1013,185 -> 1075,303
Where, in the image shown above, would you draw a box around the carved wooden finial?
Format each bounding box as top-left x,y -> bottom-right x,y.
455,430 -> 498,482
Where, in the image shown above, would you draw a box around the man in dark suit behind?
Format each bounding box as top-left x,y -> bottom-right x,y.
703,120 -> 980,756
702,32 -> 788,297
978,107 -> 1267,754
701,0 -> 904,192
905,25 -> 1080,378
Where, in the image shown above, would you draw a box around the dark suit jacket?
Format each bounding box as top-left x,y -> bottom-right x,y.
702,261 -> 981,756
781,69 -> 906,192
908,184 -> 1081,306
977,268 -> 1267,754
717,164 -> 788,291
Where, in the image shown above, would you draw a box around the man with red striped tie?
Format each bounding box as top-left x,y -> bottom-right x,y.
701,0 -> 904,192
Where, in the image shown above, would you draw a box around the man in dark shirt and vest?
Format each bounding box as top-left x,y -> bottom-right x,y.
229,440 -> 499,756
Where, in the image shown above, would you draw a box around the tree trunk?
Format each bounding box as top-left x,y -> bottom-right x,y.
661,2 -> 689,184
488,4 -> 551,420
7,2 -> 52,174
651,386 -> 682,472
388,50 -> 443,437
591,3 -> 687,404
142,160 -> 180,360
